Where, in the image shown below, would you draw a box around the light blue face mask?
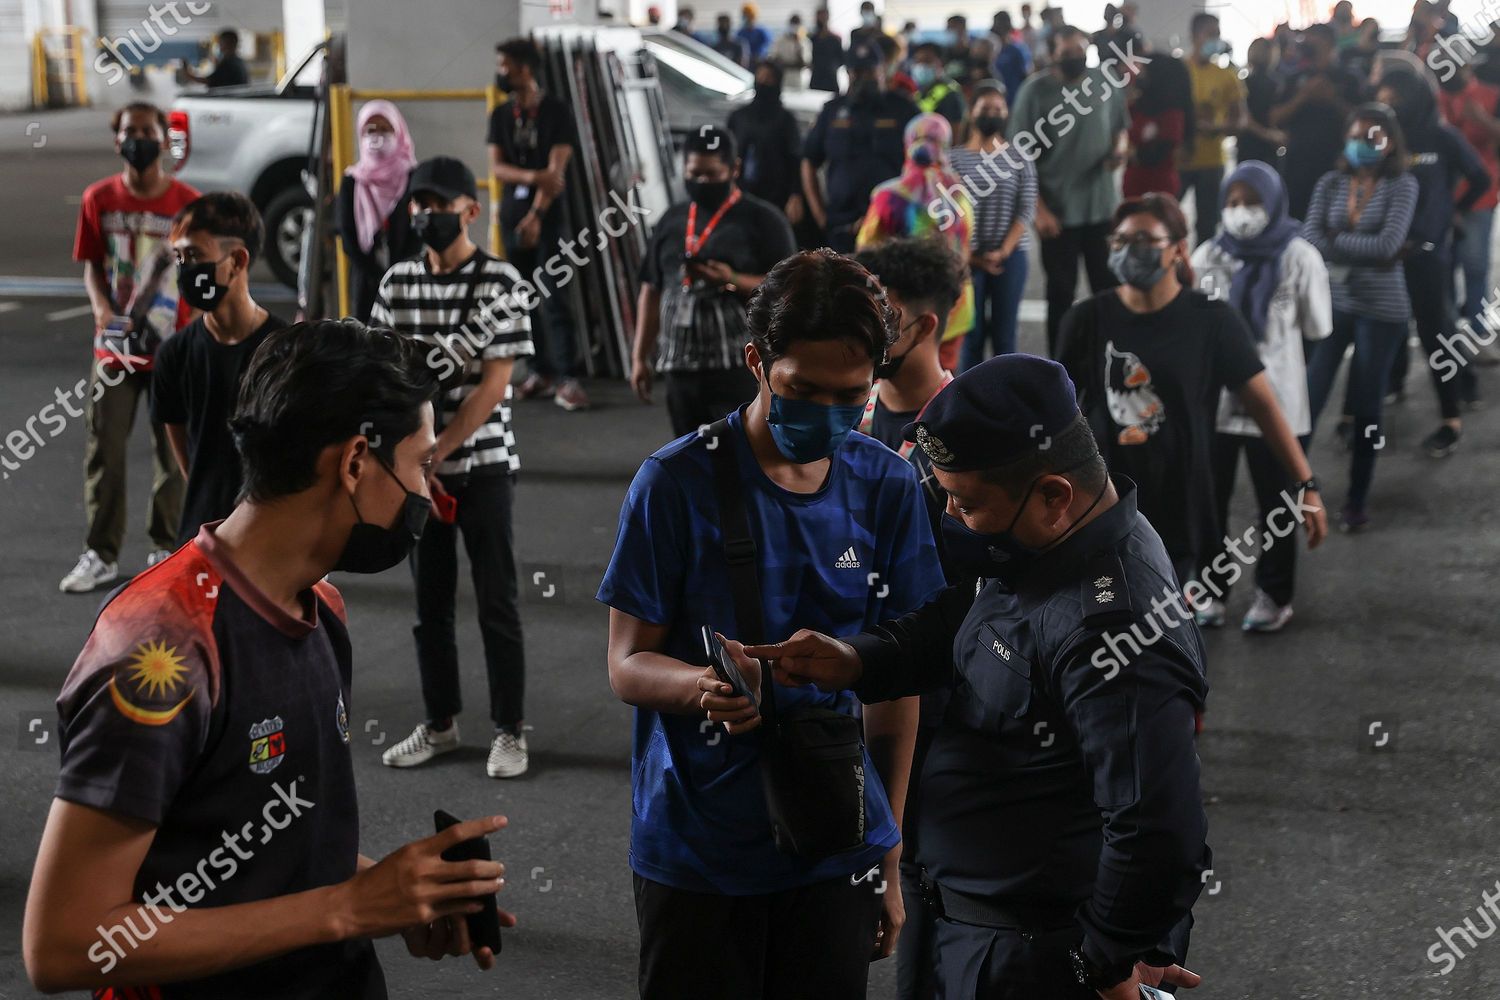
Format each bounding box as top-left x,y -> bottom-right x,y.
762,365 -> 865,463
912,63 -> 938,89
1344,138 -> 1384,168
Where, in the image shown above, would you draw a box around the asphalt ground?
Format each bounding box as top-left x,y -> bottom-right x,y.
1,108 -> 1499,999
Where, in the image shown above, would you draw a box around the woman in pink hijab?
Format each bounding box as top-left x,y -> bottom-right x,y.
335,99 -> 420,320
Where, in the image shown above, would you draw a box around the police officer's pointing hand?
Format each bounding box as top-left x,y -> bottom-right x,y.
743,629 -> 861,690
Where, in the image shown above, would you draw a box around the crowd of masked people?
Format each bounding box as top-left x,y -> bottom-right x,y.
23,4 -> 1497,998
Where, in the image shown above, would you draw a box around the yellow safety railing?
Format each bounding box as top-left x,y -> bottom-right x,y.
328,84 -> 504,318
269,30 -> 286,82
32,27 -> 89,108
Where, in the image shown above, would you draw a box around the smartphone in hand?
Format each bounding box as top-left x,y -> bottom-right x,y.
433,810 -> 503,954
702,626 -> 757,705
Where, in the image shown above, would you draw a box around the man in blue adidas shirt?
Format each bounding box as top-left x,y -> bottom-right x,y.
598,249 -> 946,999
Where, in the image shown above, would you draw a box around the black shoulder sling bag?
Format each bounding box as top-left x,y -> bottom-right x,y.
704,417 -> 868,860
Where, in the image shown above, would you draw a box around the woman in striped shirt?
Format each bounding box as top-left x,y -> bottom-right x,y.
1300,102 -> 1419,532
949,81 -> 1037,370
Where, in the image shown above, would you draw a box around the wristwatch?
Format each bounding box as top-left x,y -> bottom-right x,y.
1292,476 -> 1320,495
1068,946 -> 1135,991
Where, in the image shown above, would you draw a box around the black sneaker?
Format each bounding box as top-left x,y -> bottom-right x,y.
1422,424 -> 1461,458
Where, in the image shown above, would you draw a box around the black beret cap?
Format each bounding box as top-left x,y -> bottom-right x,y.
902,354 -> 1080,471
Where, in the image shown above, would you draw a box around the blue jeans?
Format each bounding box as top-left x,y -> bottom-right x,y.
1455,206 -> 1494,329
1306,310 -> 1407,511
960,249 -> 1029,371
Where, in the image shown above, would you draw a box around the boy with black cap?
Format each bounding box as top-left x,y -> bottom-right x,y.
742,355 -> 1215,1000
371,156 -> 539,779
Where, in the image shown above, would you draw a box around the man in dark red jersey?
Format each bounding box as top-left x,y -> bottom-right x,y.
24,319 -> 515,999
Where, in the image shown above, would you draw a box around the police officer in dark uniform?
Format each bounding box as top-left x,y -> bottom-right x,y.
739,355 -> 1211,999
800,40 -> 919,253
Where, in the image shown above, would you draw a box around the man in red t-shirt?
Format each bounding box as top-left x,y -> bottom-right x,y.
62,102 -> 200,595
1439,64 -> 1500,342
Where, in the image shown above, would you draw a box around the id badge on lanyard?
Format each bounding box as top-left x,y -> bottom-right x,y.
682,189 -> 742,288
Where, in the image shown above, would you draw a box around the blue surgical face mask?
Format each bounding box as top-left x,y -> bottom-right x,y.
1198,38 -> 1228,59
1344,138 -> 1384,168
912,63 -> 938,89
761,365 -> 865,463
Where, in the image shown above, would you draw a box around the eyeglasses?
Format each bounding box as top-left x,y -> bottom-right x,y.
1106,233 -> 1171,251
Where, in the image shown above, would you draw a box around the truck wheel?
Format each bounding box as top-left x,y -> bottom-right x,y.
262,187 -> 314,289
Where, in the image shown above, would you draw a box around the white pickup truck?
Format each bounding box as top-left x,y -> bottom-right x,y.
169,33 -> 828,289
168,44 -> 326,288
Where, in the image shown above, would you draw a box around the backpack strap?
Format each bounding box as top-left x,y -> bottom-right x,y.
704,417 -> 776,722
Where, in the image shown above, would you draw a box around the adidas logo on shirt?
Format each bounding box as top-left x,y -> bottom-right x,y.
834,547 -> 861,570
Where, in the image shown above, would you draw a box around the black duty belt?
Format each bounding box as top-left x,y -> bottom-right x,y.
915,867 -> 1075,933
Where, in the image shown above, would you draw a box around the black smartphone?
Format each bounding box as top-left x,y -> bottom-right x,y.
702,626 -> 757,704
433,809 -> 502,955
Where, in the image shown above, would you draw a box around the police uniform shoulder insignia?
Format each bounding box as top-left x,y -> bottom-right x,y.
1081,552 -> 1132,625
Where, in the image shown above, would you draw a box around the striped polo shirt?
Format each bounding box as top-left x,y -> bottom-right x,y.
371,248 -> 535,477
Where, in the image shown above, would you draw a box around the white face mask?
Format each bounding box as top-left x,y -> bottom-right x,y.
1222,204 -> 1270,240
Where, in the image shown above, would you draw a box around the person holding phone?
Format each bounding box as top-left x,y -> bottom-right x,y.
632,126 -> 796,438
24,320 -> 514,998
602,250 -> 946,999
63,101 -> 198,595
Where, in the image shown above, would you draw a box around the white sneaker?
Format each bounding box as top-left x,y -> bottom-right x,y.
1193,598 -> 1227,628
145,548 -> 172,567
1242,590 -> 1293,633
486,730 -> 529,778
382,721 -> 461,768
60,549 -> 118,594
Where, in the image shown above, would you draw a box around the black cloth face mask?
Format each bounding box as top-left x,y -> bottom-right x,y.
334,453 -> 431,574
120,136 -> 161,171
412,211 -> 464,253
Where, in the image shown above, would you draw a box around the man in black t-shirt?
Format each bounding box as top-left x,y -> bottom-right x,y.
726,60 -> 804,222
853,238 -> 963,560
25,320 -> 514,998
1270,23 -> 1366,219
488,37 -> 588,411
808,7 -> 845,93
153,192 -> 286,546
182,29 -> 251,89
631,126 -> 795,437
